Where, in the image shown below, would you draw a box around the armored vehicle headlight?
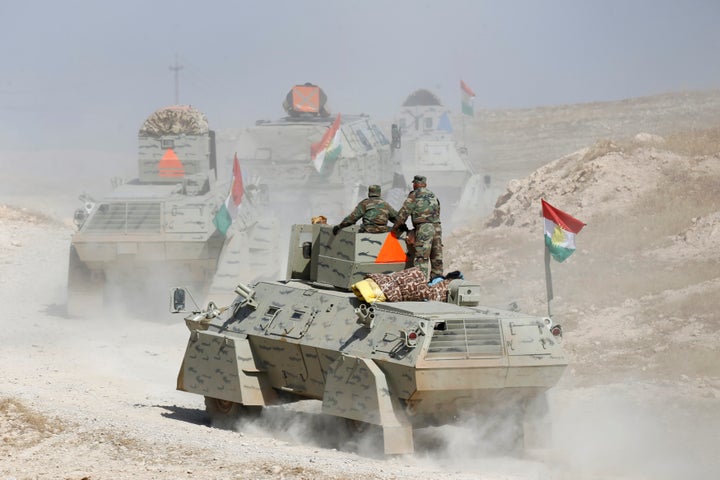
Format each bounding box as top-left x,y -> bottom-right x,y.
400,329 -> 418,348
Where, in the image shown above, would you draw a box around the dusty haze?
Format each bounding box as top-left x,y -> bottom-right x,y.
4,1 -> 720,152
1,91 -> 719,479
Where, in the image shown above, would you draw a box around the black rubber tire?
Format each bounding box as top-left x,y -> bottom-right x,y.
204,396 -> 261,429
66,245 -> 105,318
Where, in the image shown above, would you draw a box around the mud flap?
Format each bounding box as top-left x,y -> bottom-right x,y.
322,354 -> 414,455
235,336 -> 277,406
178,331 -> 276,406
207,210 -> 280,307
206,231 -> 252,306
523,391 -> 551,450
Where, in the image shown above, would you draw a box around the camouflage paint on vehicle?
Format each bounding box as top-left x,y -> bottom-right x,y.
174,224 -> 567,454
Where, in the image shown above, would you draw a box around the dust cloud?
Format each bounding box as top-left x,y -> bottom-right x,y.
0,148 -> 135,219
2,92 -> 720,479
225,400 -> 388,458
442,125 -> 720,479
548,385 -> 717,480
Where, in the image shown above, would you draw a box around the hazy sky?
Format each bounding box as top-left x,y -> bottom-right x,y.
2,0 -> 719,153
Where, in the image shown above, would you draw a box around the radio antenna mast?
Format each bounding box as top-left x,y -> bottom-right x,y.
169,54 -> 183,105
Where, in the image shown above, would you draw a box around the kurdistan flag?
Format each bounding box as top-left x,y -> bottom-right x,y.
542,199 -> 586,262
213,153 -> 244,235
310,113 -> 342,172
461,80 -> 476,117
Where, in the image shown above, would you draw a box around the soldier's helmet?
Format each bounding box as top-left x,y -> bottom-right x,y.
413,175 -> 427,185
368,184 -> 381,197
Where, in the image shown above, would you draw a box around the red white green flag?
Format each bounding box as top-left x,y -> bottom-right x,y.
461,80 -> 476,117
310,113 -> 342,172
542,199 -> 585,262
213,153 -> 244,235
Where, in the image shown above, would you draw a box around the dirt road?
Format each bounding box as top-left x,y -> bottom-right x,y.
2,91 -> 719,479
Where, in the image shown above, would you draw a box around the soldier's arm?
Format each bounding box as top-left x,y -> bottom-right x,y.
338,202 -> 364,229
392,195 -> 413,230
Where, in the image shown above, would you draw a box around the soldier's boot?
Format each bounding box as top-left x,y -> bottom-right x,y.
430,258 -> 444,280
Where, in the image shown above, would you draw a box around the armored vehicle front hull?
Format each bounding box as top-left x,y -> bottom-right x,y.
68,189 -> 277,315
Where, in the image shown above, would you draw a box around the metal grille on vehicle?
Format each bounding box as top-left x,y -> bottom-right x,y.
426,317 -> 503,359
84,202 -> 162,234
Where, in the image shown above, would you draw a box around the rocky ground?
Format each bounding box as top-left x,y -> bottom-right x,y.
1,91 -> 719,479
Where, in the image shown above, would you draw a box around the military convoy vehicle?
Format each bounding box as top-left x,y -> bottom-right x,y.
172,223 -> 567,454
67,105 -> 278,316
234,83 -> 405,225
394,89 -> 493,225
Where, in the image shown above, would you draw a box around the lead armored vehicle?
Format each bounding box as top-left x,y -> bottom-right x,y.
235,83 -> 404,226
173,224 -> 567,454
68,105 -> 278,316
395,89 -> 493,225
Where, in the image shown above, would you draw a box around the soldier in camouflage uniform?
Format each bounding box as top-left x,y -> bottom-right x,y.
333,185 -> 399,234
392,175 -> 443,280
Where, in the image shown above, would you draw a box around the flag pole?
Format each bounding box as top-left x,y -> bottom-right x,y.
544,245 -> 554,318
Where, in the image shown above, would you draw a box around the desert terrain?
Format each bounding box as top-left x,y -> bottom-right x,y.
1,91 -> 719,479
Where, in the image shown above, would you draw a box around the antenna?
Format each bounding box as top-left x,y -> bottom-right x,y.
169,54 -> 183,105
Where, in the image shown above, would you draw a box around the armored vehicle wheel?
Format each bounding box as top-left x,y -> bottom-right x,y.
522,392 -> 551,450
343,418 -> 384,454
490,403 -> 526,456
66,245 -> 105,318
344,418 -> 371,434
204,396 -> 261,429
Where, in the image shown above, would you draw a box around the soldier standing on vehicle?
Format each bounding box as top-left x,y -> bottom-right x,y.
393,175 -> 443,280
333,185 -> 399,234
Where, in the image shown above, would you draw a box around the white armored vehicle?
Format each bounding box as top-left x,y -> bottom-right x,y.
395,89 -> 493,225
68,105 -> 278,316
235,83 -> 405,225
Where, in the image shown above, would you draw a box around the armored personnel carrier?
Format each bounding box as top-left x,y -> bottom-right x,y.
172,224 -> 567,454
67,105 -> 278,317
395,89 -> 493,225
235,83 -> 404,225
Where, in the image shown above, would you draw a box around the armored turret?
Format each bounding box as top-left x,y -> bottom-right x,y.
281,83 -> 331,118
136,105 -> 216,183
